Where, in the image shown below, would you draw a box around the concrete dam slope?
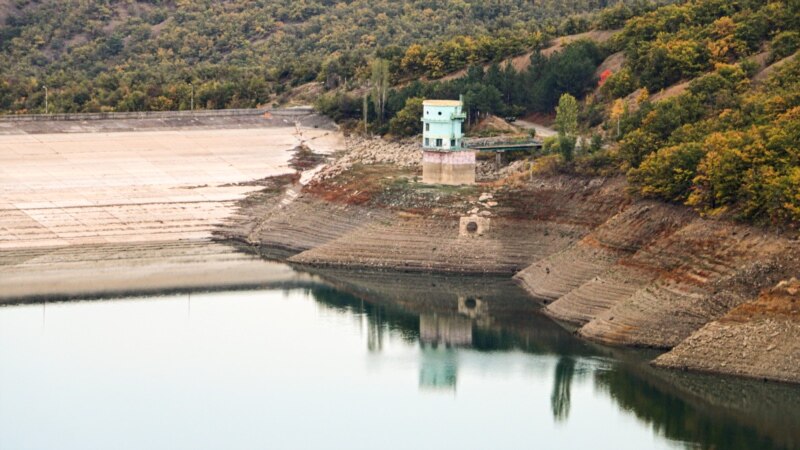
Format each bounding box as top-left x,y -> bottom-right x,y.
0,110 -> 343,300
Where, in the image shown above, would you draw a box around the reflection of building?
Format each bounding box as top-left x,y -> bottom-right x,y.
418,314 -> 472,392
458,296 -> 491,323
366,311 -> 384,352
419,314 -> 473,347
419,348 -> 458,391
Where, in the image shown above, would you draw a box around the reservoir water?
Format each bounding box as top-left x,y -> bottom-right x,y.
1,266 -> 798,450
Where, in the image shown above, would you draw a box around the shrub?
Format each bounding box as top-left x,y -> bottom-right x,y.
628,143 -> 705,202
770,31 -> 800,63
687,131 -> 750,211
388,97 -> 424,137
601,67 -> 637,99
619,129 -> 661,168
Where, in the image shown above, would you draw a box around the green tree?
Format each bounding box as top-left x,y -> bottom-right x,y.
687,131 -> 749,210
555,93 -> 579,136
628,143 -> 705,202
619,129 -> 661,168
770,31 -> 800,63
388,97 -> 424,137
555,93 -> 579,162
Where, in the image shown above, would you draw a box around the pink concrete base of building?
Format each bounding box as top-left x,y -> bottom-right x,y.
422,150 -> 476,185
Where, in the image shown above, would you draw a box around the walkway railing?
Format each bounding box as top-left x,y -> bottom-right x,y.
463,136 -> 542,152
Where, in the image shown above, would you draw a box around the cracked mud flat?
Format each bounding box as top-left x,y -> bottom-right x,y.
0,113 -> 343,301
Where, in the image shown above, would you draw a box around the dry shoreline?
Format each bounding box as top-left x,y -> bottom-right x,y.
217,135 -> 800,385
1,113 -> 797,385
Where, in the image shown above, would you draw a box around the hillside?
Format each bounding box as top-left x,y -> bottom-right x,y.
2,0 -> 799,228
330,0 -> 799,228
0,0 -> 659,114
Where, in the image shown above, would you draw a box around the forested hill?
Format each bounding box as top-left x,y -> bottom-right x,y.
312,0 -> 799,227
0,0 -> 659,113
2,0 -> 799,226
354,0 -> 797,227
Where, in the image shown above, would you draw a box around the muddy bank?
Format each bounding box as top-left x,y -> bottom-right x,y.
0,241 -> 315,303
521,212 -> 795,349
219,135 -> 800,384
219,136 -> 629,274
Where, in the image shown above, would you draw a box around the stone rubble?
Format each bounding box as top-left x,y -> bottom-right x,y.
316,136 -> 421,181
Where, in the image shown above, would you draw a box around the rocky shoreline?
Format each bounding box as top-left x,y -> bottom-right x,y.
217,135 -> 800,384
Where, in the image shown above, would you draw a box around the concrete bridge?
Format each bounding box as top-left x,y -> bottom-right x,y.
463,137 -> 543,153
468,141 -> 544,152
463,137 -> 544,171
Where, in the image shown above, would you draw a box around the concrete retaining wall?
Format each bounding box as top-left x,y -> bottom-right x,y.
422,150 -> 476,185
0,108 -> 314,122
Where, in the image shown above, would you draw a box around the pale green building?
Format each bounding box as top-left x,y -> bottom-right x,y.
421,99 -> 466,150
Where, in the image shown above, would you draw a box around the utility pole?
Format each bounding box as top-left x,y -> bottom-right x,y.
189,82 -> 194,111
43,85 -> 48,114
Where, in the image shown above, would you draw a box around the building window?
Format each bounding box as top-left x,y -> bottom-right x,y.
436,138 -> 443,147
425,138 -> 429,146
451,139 -> 456,147
425,123 -> 430,131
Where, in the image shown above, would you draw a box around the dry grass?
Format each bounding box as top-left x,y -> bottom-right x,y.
651,81 -> 691,102
753,51 -> 799,84
469,115 -> 522,135
595,52 -> 626,77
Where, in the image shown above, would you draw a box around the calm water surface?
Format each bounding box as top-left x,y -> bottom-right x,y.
1,269 -> 798,450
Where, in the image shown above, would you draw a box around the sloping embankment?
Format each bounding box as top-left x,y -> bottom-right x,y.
575,220 -> 792,348
218,136 -> 800,383
653,279 -> 800,383
513,194 -> 797,351
220,171 -> 629,274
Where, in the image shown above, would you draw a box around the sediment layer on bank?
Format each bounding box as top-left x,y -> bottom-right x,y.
0,240 -> 311,302
514,201 -> 694,307
653,279 -> 800,384
219,135 -> 800,384
221,154 -> 629,274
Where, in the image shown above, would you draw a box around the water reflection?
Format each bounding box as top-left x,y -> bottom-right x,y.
3,268 -> 800,450
419,347 -> 458,391
419,314 -> 472,347
551,357 -> 576,422
303,269 -> 800,450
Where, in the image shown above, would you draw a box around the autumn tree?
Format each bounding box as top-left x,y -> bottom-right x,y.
628,143 -> 705,202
